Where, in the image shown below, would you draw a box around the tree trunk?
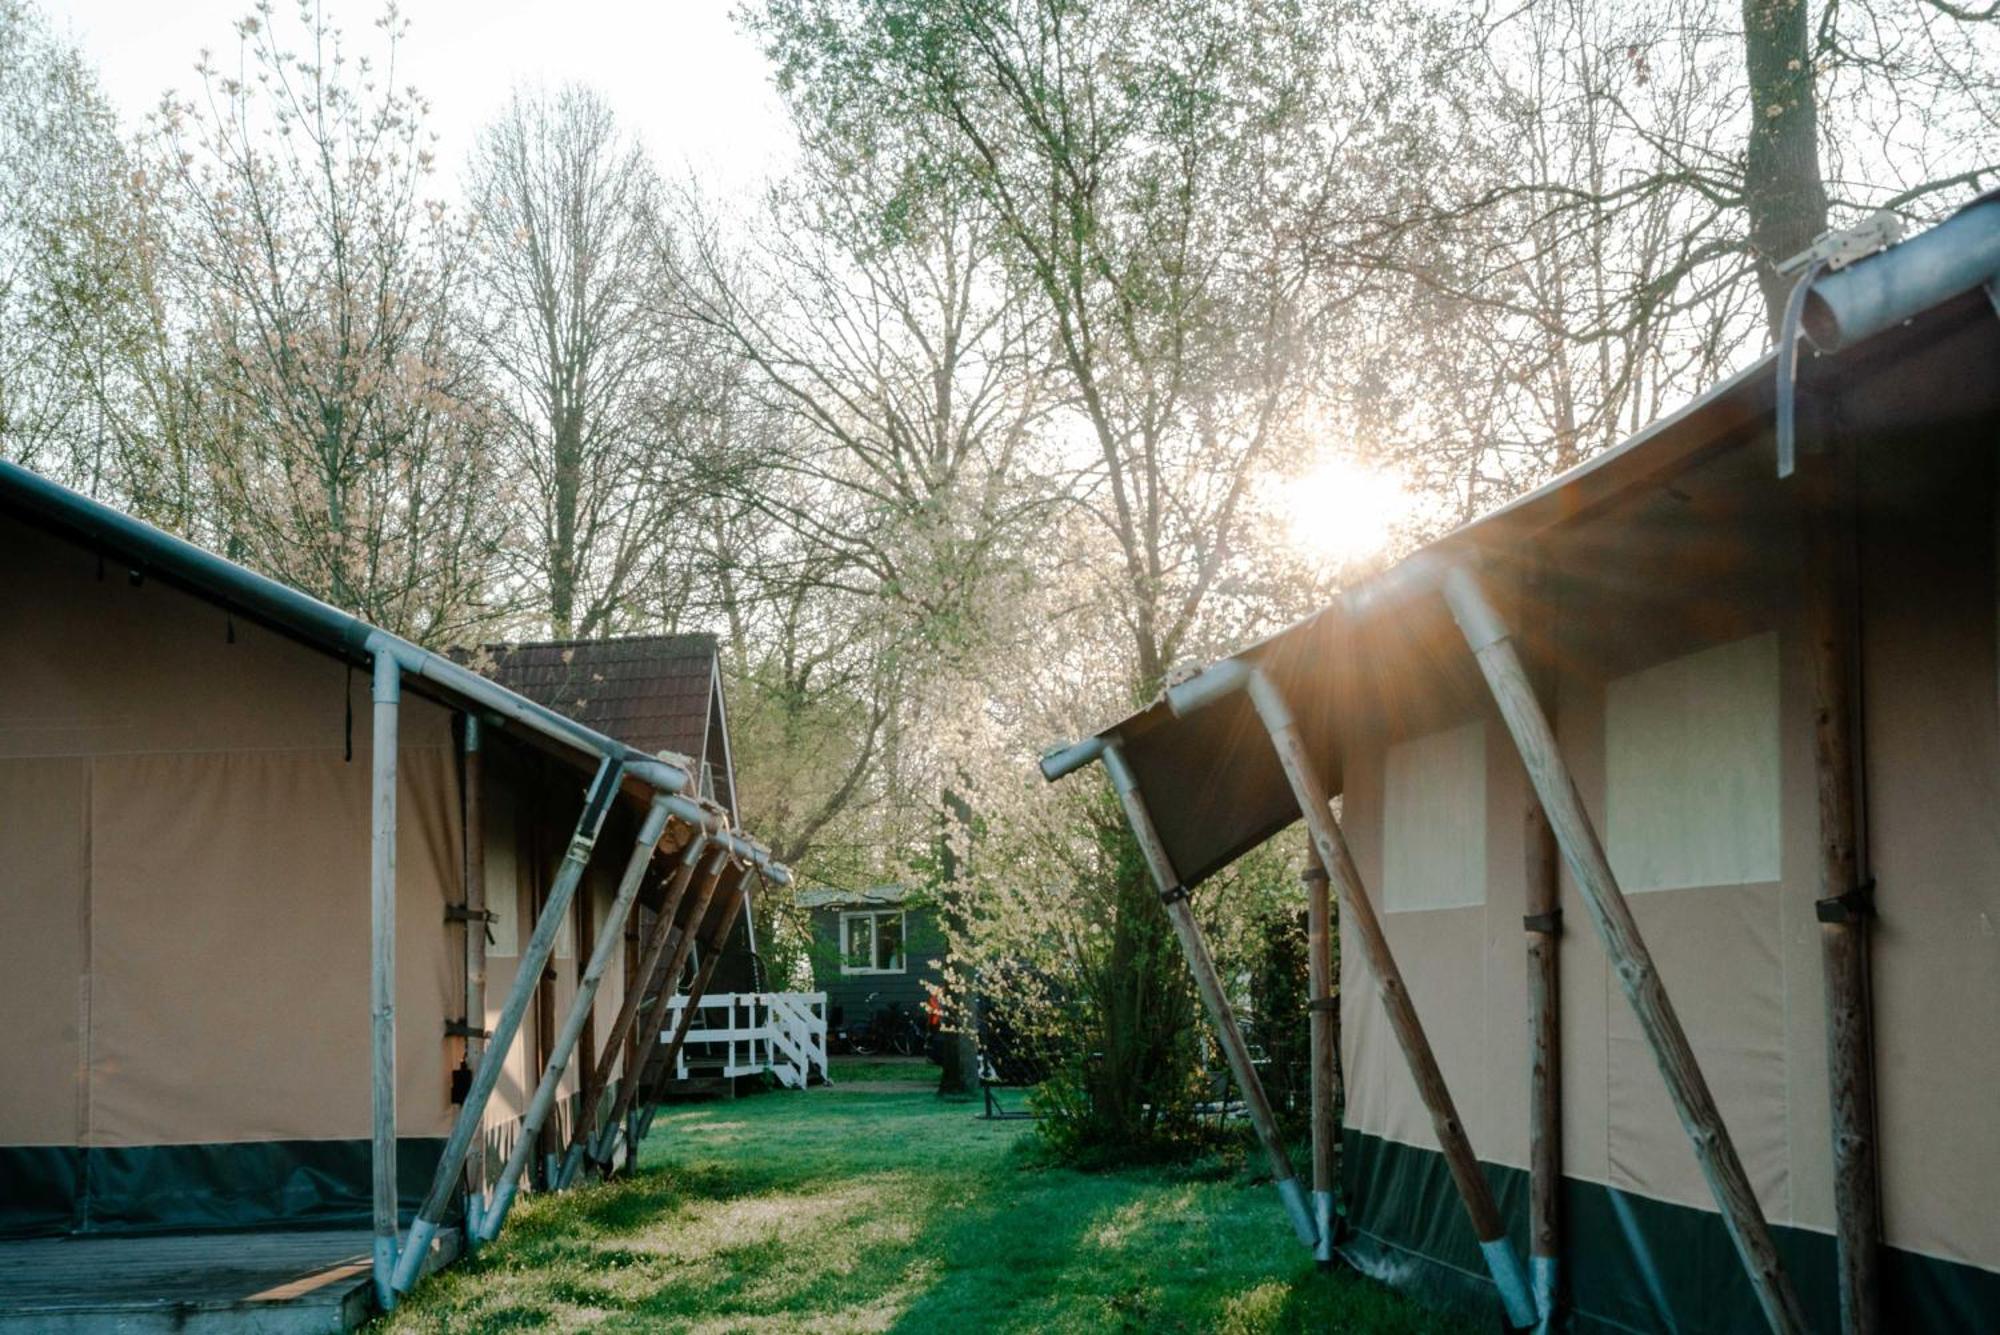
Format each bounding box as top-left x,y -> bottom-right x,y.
1742,0 -> 1830,333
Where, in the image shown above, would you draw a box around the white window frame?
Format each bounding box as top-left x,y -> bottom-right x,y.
840,909 -> 907,975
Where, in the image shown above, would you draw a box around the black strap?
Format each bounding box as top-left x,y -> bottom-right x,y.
1300,867 -> 1330,884
1308,997 -> 1339,1013
1157,883 -> 1190,907
1816,879 -> 1876,925
1523,910 -> 1562,934
443,1020 -> 490,1040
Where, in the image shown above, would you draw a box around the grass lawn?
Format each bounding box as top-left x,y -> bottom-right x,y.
375,1080 -> 1467,1333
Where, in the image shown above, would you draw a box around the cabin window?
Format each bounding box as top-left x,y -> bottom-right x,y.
1606,630 -> 1781,893
841,910 -> 906,974
1383,719 -> 1488,911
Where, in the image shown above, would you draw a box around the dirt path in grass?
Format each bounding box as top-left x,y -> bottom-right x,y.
374,1077 -> 1464,1333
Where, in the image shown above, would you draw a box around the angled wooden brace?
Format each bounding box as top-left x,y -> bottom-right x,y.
1441,564 -> 1807,1335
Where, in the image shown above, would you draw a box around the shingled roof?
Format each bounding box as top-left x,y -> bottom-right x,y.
471,633 -> 736,817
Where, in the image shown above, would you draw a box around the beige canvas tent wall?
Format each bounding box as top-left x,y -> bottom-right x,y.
0,468 -> 787,1277
1041,199 -> 2000,1331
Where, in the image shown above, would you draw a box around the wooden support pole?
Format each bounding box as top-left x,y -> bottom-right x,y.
1801,451 -> 1881,1335
1525,796 -> 1561,1327
1242,669 -> 1536,1329
1304,856 -> 1338,1266
1101,739 -> 1320,1250
369,652 -> 401,1310
598,845 -> 730,1164
558,832 -> 711,1187
1441,565 -> 1808,1335
1521,567 -> 1563,1328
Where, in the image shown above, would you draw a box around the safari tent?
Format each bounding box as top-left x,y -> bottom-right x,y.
0,461 -> 789,1312
1042,195 -> 2000,1332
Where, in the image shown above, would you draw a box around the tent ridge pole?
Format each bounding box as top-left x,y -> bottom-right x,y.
390,754 -> 627,1294
1234,668 -> 1535,1330
1440,563 -> 1808,1335
1101,739 -> 1319,1251
369,651 -> 401,1311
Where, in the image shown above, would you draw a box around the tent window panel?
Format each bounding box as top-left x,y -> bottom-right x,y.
1383,720 -> 1488,912
1606,630 -> 1781,893
841,910 -> 906,974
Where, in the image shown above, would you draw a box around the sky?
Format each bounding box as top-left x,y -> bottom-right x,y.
47,0 -> 796,200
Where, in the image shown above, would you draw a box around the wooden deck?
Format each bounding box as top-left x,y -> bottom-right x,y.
0,1227 -> 458,1334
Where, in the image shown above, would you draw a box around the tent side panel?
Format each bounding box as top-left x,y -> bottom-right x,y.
1859,431 -> 2000,1275
0,757 -> 90,1235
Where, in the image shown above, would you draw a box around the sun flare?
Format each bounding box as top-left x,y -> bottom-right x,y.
1278,456 -> 1412,567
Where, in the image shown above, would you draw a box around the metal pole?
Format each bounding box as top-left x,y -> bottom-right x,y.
596,844 -> 731,1167
390,755 -> 626,1294
1304,857 -> 1337,1266
1233,668 -> 1535,1329
1100,740 -> 1318,1250
477,793 -> 676,1241
1440,564 -> 1808,1335
369,652 -> 401,1310
557,831 -> 711,1188
461,716 -> 487,1200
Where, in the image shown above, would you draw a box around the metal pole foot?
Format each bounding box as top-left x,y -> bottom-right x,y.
1276,1176 -> 1318,1249
1313,1189 -> 1335,1266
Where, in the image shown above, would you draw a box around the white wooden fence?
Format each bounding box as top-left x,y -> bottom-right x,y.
662,991 -> 830,1089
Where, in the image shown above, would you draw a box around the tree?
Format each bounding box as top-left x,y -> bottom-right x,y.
671,150 -> 1051,666
754,0 -> 1348,698
0,0 -> 130,478
467,85 -> 700,638
144,0 -> 501,644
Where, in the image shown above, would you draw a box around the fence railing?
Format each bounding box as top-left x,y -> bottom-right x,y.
661,991 -> 830,1089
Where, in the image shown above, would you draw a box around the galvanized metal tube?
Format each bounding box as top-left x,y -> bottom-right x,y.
478,794 -> 676,1240
1441,565 -> 1807,1335
391,755 -> 627,1293
1037,735 -> 1106,782
1241,667 -> 1535,1329
644,872 -> 753,1109
461,717 -> 487,1149
559,826 -> 717,1188
1803,195 -> 2000,352
369,652 -> 401,1310
596,844 -> 733,1167
1101,740 -> 1318,1250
